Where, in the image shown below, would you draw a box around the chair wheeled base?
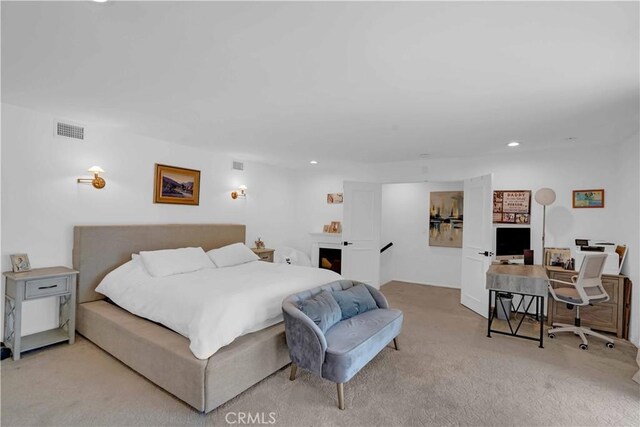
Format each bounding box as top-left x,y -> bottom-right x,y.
546,254 -> 616,351
548,321 -> 615,350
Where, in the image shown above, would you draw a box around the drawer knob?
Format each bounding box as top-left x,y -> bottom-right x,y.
38,285 -> 57,290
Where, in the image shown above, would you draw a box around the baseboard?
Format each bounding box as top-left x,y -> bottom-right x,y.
382,279 -> 461,290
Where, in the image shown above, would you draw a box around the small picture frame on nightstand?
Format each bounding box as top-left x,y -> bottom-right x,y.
10,254 -> 31,273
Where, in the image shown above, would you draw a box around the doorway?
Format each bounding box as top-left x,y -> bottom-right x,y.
380,181 -> 464,288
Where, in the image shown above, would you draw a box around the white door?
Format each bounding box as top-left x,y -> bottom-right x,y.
460,174 -> 493,317
342,181 -> 382,287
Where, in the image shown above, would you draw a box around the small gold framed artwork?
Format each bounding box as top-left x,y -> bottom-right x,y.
572,189 -> 604,208
154,164 -> 201,205
327,193 -> 343,204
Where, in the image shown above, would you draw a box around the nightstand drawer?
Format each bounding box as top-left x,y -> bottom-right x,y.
251,248 -> 274,263
25,277 -> 69,299
258,253 -> 274,262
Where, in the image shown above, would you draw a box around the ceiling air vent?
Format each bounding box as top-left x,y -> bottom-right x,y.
232,161 -> 244,171
56,121 -> 84,140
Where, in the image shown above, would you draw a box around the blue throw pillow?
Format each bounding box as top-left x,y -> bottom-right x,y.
332,284 -> 379,320
298,290 -> 342,333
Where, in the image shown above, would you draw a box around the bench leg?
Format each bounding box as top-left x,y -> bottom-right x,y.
393,337 -> 399,351
289,363 -> 297,381
337,383 -> 345,410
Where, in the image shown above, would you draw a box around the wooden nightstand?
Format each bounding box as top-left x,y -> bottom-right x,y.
252,248 -> 275,263
3,267 -> 78,360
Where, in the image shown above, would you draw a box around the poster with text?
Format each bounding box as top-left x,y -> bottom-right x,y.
492,190 -> 531,224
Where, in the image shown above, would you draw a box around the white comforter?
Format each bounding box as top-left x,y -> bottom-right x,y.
96,260 -> 341,360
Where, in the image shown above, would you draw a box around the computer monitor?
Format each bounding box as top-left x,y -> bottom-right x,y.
495,227 -> 531,262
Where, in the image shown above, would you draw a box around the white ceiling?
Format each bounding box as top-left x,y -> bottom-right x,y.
2,1 -> 638,167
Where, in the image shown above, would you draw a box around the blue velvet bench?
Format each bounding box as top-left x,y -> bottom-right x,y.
282,279 -> 403,409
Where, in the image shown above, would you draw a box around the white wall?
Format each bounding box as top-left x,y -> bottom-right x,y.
1,103 -> 301,337
374,143 -> 640,345
376,146 -> 625,262
289,168 -> 376,254
613,133 -> 639,346
381,181 -> 463,288
3,103 -> 637,346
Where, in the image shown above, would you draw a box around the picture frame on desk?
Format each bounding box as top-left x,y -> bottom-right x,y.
9,254 -> 31,273
544,248 -> 571,267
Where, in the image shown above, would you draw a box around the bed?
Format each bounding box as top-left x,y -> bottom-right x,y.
73,224 -> 338,412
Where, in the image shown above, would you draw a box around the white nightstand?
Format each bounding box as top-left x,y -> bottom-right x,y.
3,267 -> 78,360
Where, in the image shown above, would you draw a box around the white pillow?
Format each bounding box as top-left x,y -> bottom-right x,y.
96,255 -> 150,297
274,247 -> 312,267
139,247 -> 215,277
207,243 -> 259,267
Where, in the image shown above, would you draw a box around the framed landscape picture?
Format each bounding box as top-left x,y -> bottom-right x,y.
573,189 -> 604,208
154,164 -> 201,205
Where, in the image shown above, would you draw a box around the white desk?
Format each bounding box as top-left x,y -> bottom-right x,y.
485,264 -> 549,348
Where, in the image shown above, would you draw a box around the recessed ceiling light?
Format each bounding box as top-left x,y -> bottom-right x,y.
507,141 -> 520,147
309,160 -> 318,165
565,137 -> 577,142
92,0 -> 109,3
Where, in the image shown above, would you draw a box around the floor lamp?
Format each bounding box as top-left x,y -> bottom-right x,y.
534,188 -> 556,264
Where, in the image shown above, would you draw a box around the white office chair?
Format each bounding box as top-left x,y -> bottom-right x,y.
547,253 -> 615,350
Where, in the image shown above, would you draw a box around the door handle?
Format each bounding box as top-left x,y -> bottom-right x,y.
478,251 -> 494,257
343,241 -> 353,246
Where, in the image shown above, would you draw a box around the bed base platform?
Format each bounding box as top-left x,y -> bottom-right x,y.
73,224 -> 291,413
77,300 -> 290,413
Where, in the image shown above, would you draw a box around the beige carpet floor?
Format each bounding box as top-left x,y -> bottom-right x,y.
1,282 -> 639,427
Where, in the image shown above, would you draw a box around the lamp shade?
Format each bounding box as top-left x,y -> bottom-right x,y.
238,184 -> 247,191
88,166 -> 105,173
535,188 -> 556,206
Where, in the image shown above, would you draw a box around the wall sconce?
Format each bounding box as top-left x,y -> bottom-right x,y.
77,166 -> 106,189
231,184 -> 247,199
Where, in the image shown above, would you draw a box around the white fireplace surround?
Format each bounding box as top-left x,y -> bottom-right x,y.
310,233 -> 342,268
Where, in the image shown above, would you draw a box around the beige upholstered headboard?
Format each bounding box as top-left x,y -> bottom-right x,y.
73,224 -> 246,304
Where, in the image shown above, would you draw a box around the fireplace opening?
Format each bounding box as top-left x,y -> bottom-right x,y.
319,247 -> 341,274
